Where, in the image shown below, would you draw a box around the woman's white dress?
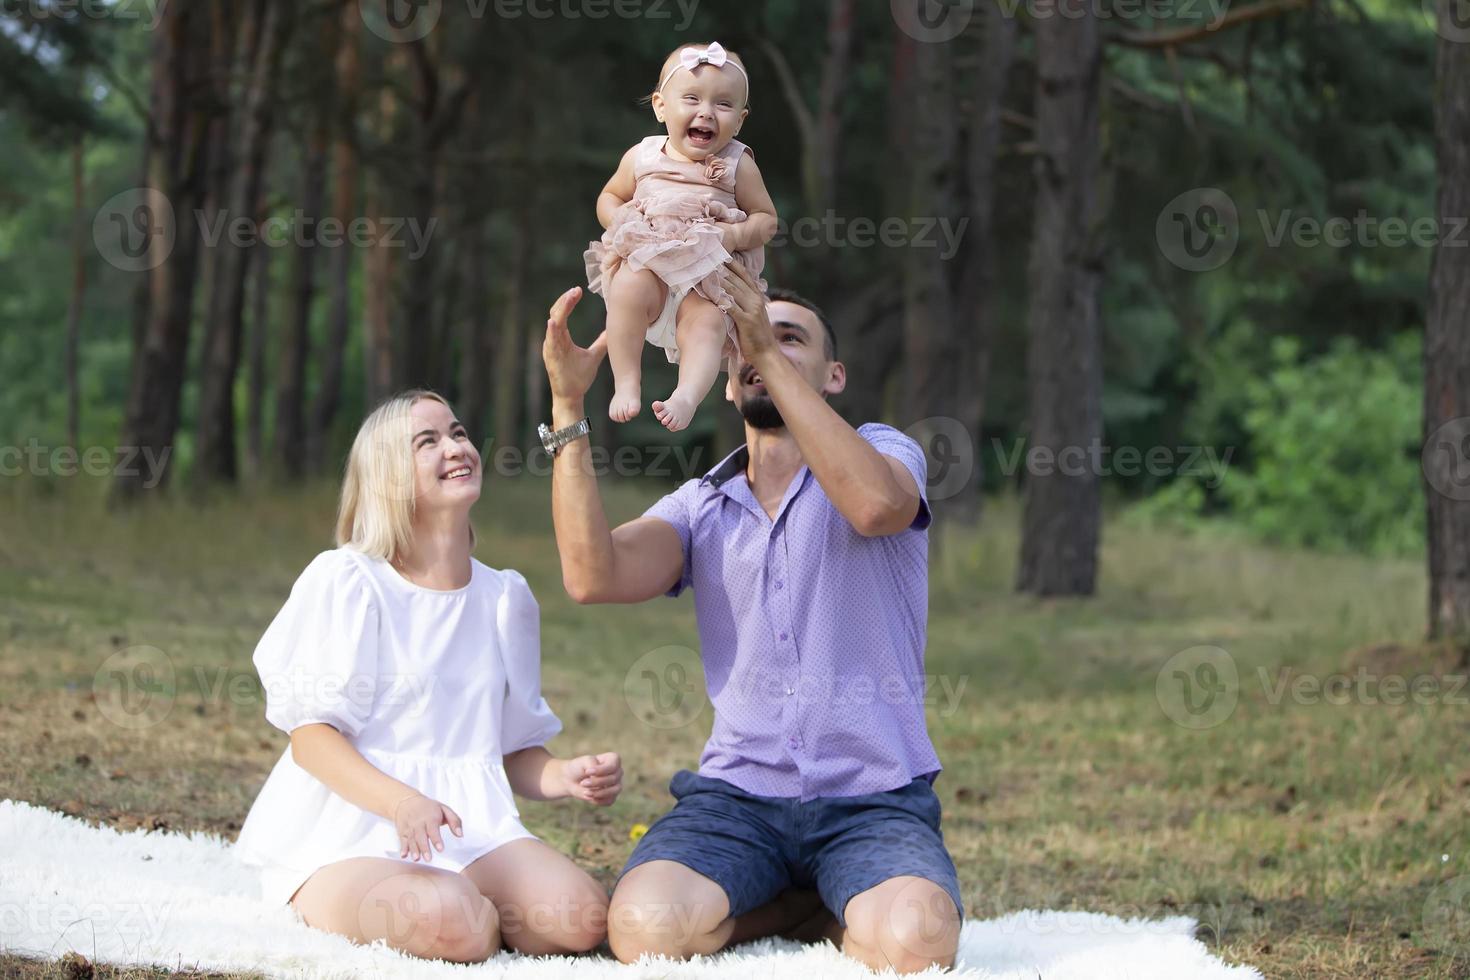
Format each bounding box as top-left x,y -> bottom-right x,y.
234,548 -> 562,905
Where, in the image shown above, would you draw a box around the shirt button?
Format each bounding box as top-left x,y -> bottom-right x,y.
775,580 -> 784,591
779,631 -> 789,641
785,686 -> 795,696
787,737 -> 799,749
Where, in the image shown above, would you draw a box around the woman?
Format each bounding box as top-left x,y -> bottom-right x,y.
235,390 -> 620,962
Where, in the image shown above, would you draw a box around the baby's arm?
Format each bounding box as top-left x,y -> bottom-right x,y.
722,152 -> 779,251
596,145 -> 640,230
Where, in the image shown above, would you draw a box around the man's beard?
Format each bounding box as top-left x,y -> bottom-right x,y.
739,392 -> 786,430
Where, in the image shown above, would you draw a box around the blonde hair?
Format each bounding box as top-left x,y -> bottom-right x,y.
335,389 -> 475,562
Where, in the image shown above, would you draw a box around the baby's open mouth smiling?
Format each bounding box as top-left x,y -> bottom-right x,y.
686,125 -> 716,147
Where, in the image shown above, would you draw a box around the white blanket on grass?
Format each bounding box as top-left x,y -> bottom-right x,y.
0,800 -> 1262,979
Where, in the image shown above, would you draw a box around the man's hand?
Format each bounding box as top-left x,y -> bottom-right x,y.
721,260 -> 778,366
541,286 -> 609,404
561,751 -> 622,806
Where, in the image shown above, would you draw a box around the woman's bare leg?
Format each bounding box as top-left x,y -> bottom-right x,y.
604,266 -> 667,423
461,838 -> 609,955
290,857 -> 499,963
652,293 -> 727,433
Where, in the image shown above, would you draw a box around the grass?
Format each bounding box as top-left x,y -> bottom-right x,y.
0,472 -> 1466,978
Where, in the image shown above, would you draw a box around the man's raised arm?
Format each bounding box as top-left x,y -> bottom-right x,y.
541,287 -> 685,604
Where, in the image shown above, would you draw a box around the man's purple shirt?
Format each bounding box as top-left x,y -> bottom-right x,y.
644,422 -> 942,801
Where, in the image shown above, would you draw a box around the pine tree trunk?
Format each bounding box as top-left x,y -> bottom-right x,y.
1017,10 -> 1105,596
947,4 -> 1017,524
273,120 -> 328,481
65,138 -> 86,450
196,0 -> 288,484
1425,10 -> 1470,655
113,2 -> 215,501
308,1 -> 360,471
245,201 -> 271,477
363,59 -> 400,405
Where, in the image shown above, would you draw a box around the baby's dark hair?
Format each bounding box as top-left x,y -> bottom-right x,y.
641,41 -> 751,108
767,287 -> 838,361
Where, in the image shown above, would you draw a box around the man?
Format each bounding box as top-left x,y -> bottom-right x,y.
539,261 -> 962,974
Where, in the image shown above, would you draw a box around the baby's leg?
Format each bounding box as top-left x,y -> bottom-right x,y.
652,293 -> 727,433
604,265 -> 667,423
462,838 -> 608,955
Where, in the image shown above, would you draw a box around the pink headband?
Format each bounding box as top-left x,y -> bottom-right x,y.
657,42 -> 749,96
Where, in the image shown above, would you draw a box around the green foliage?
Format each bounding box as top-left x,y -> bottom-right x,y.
1143,332 -> 1424,556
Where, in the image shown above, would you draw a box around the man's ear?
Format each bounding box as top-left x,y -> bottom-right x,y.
823,360 -> 847,398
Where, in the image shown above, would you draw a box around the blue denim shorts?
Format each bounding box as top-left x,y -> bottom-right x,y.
618,770 -> 963,927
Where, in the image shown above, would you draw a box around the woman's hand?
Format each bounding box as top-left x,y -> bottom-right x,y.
394,792 -> 464,862
541,287 -> 609,405
561,752 -> 622,806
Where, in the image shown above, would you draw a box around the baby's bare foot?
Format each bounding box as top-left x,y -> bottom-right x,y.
609,384 -> 642,423
652,390 -> 698,432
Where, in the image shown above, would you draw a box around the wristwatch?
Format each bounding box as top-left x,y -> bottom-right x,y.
538,417 -> 591,457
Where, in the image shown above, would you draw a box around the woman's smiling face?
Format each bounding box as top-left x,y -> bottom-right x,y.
409,397 -> 481,512
652,58 -> 749,161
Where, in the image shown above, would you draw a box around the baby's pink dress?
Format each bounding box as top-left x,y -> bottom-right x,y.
584,135 -> 767,364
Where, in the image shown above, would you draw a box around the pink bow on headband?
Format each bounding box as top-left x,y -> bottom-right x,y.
658,42 -> 749,93
680,42 -> 729,71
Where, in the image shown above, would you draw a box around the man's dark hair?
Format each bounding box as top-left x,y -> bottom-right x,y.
766,287 -> 837,361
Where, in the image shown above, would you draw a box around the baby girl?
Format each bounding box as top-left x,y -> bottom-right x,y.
584,41 -> 778,432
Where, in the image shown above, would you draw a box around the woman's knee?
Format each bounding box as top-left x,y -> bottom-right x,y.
431,892 -> 499,963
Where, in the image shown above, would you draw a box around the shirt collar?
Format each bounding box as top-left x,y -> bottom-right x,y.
702,444 -> 751,489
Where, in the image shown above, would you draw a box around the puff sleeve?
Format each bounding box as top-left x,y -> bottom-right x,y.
253,551 -> 380,739
496,569 -> 563,754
